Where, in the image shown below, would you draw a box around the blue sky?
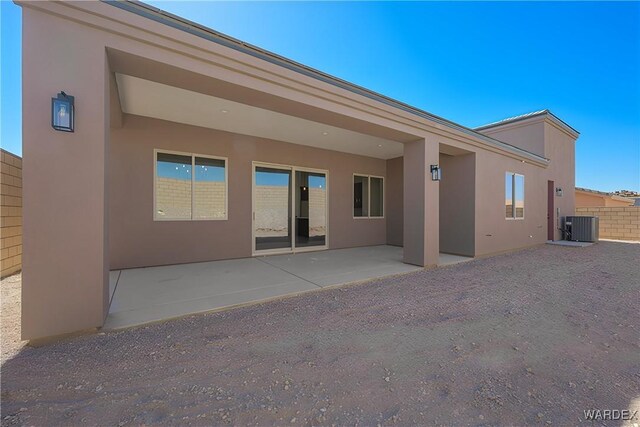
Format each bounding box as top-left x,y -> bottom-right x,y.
2,1 -> 639,192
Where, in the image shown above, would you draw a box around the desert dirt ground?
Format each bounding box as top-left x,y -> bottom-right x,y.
1,242 -> 639,426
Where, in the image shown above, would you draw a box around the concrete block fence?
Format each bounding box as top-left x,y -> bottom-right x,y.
575,206 -> 640,241
1,149 -> 22,278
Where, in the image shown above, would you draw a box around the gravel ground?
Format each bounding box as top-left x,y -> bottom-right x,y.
1,242 -> 639,426
1,273 -> 24,363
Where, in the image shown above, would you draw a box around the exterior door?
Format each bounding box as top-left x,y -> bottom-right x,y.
253,165 -> 292,253
295,170 -> 327,248
253,163 -> 329,255
547,180 -> 555,241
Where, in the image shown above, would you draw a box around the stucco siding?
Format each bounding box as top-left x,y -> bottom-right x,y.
109,114 -> 386,269
385,156 -> 403,247
478,121 -> 546,158
439,153 -> 475,256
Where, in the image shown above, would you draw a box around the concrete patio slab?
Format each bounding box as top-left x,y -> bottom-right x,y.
104,257 -> 319,330
104,246 -> 467,330
438,253 -> 474,266
546,240 -> 594,247
258,245 -> 422,287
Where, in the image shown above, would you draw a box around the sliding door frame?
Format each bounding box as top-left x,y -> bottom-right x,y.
252,161 -> 329,256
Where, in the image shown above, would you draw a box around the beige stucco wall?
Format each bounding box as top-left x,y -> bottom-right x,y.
544,121 -> 577,240
575,191 -> 634,207
403,139 -> 440,267
439,153 -> 475,256
478,121 -> 546,158
575,191 -> 606,207
575,207 -> 639,241
109,115 -> 386,269
385,157 -> 403,247
472,120 -> 575,254
21,6 -> 110,340
1,149 -> 22,278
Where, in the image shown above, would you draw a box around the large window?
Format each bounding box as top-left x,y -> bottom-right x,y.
505,172 -> 524,219
155,150 -> 227,220
354,174 -> 384,218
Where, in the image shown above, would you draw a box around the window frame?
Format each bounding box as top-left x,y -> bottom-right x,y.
352,173 -> 385,219
153,149 -> 228,221
505,171 -> 525,220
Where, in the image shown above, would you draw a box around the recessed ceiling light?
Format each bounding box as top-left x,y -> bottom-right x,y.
220,109 -> 229,114
322,131 -> 329,136
377,144 -> 383,148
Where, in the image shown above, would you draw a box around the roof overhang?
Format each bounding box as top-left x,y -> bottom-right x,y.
115,73 -> 405,159
103,0 -> 550,166
16,0 -> 551,166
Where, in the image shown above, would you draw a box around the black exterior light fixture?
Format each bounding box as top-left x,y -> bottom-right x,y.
430,164 -> 441,181
556,187 -> 563,197
51,92 -> 74,132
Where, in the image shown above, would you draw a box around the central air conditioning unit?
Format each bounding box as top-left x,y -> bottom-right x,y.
563,216 -> 599,242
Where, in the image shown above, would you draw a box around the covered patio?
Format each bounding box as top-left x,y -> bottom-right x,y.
105,246 -> 471,330
20,0 -> 484,340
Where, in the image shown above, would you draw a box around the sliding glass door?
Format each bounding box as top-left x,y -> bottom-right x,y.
254,166 -> 292,252
295,171 -> 326,248
253,163 -> 327,254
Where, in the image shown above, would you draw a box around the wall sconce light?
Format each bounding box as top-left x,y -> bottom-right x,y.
430,164 -> 441,181
555,187 -> 563,197
52,91 -> 74,132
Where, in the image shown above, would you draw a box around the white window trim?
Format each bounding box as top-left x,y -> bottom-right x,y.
505,171 -> 525,221
353,173 -> 385,219
153,148 -> 228,221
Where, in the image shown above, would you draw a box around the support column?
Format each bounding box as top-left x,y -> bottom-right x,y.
403,138 -> 439,267
21,7 -> 109,340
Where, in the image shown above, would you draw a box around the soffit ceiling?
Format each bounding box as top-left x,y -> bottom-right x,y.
115,73 -> 404,160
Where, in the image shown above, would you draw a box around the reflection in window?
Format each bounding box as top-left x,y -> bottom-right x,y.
505,172 -> 524,219
505,173 -> 513,219
155,151 -> 227,220
194,157 -> 226,219
156,153 -> 192,220
353,175 -> 369,217
255,167 -> 291,251
515,174 -> 524,218
370,177 -> 384,217
296,171 -> 326,248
